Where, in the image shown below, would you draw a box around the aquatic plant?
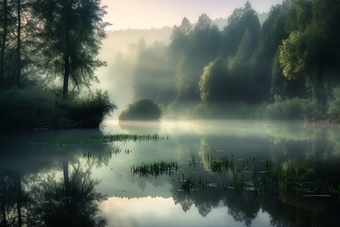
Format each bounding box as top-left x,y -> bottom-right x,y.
131,161 -> 178,176
177,172 -> 211,192
84,146 -> 122,159
205,152 -> 340,197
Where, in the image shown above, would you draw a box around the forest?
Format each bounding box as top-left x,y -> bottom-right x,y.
114,0 -> 340,122
1,0 -> 340,131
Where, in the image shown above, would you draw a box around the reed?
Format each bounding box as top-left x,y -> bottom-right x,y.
131,161 -> 178,176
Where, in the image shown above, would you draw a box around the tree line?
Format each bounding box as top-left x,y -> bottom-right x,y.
124,0 -> 340,120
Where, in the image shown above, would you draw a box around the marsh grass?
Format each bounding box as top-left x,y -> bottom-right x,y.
129,150 -> 339,196
204,152 -> 235,172
84,146 -> 123,159
203,152 -> 339,197
131,161 -> 178,176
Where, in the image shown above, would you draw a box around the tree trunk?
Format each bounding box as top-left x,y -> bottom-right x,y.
16,172 -> 22,227
63,161 -> 71,198
0,0 -> 8,83
16,0 -> 21,87
62,54 -> 70,99
63,161 -> 71,227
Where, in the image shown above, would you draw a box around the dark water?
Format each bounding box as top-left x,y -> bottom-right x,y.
1,120 -> 340,227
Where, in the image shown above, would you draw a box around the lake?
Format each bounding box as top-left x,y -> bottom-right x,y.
1,120 -> 339,227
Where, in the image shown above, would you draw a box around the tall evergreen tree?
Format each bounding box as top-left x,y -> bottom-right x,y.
222,1 -> 260,59
32,0 -> 110,99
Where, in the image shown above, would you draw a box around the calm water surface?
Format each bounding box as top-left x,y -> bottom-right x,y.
1,120 -> 340,227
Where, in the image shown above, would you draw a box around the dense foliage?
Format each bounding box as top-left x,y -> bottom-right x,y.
118,98 -> 161,121
0,0 -> 115,130
0,88 -> 116,131
127,0 -> 340,121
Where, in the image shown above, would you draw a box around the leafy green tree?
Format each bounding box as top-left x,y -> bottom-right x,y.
279,0 -> 340,105
227,29 -> 254,103
248,3 -> 290,103
174,14 -> 221,104
199,58 -> 228,105
270,49 -> 307,99
279,29 -> 328,104
284,0 -> 313,34
32,0 -> 110,99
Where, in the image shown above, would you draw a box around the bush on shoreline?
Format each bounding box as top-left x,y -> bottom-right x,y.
118,98 -> 161,121
54,89 -> 117,128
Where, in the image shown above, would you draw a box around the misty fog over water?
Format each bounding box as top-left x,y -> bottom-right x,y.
1,119 -> 340,226
1,0 -> 340,226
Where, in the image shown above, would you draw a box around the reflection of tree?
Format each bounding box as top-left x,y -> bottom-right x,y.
28,161 -> 107,227
261,192 -> 340,227
171,185 -> 223,217
0,169 -> 27,227
1,169 -> 16,226
266,125 -> 340,226
128,174 -> 170,192
223,191 -> 260,227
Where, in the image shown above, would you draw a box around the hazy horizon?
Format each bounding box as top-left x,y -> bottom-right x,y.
101,0 -> 283,31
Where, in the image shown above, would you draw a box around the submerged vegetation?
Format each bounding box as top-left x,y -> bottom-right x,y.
118,97 -> 161,121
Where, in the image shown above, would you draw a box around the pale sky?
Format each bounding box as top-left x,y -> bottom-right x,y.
101,0 -> 284,31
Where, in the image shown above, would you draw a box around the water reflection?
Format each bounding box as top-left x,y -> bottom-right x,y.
1,120 -> 340,226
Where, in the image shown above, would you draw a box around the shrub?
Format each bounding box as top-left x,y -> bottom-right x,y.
55,89 -> 117,128
264,96 -> 307,120
118,97 -> 161,121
